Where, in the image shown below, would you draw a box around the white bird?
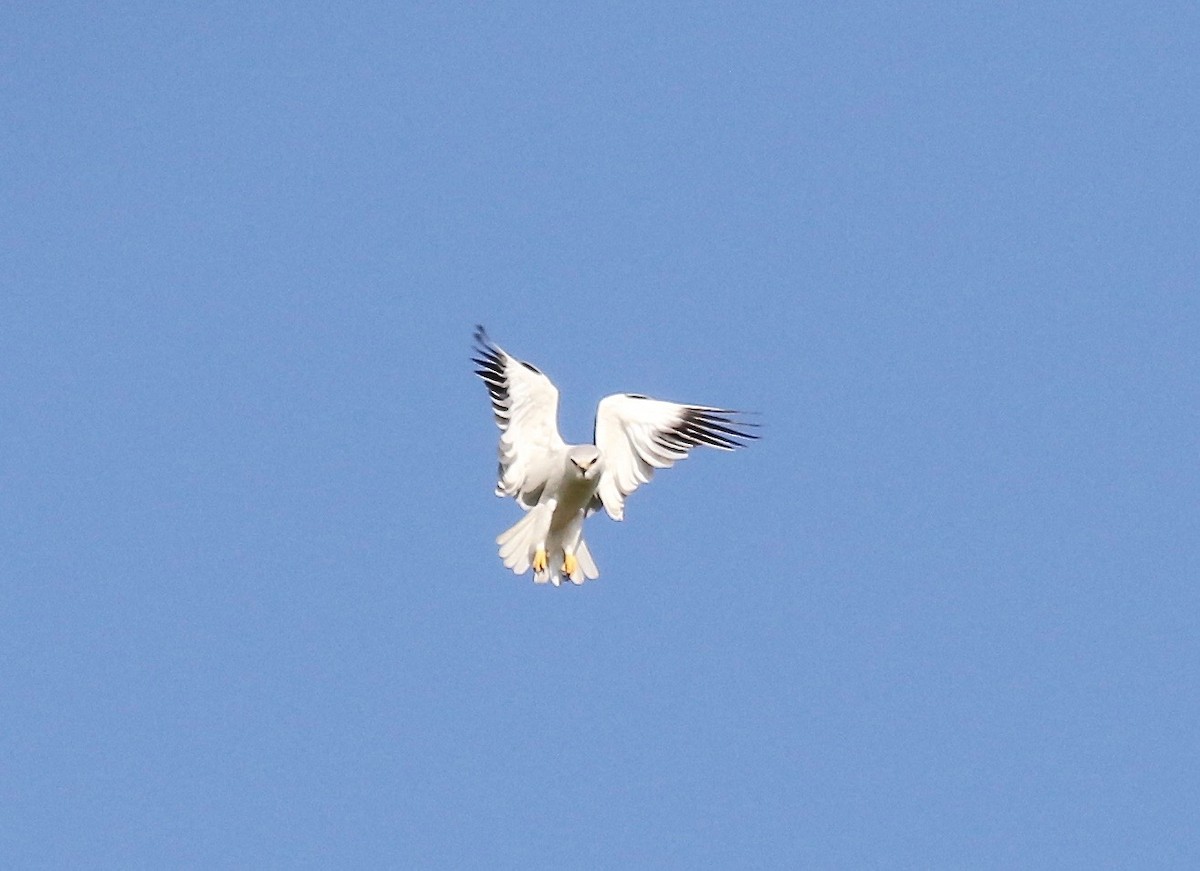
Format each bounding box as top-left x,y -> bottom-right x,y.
473,326 -> 756,586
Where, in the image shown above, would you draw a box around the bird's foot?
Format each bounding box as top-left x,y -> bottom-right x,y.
532,547 -> 548,574
563,552 -> 579,577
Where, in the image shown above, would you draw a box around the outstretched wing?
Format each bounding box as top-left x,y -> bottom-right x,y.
593,393 -> 756,521
472,326 -> 566,509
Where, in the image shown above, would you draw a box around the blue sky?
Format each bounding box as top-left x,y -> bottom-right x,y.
3,3 -> 1198,867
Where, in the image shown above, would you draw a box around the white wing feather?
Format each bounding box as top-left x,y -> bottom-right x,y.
473,327 -> 566,509
593,393 -> 755,521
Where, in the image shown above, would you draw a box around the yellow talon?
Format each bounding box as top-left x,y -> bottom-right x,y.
563,553 -> 579,577
532,547 -> 548,574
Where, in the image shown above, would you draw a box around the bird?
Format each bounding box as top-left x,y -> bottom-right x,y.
472,325 -> 756,586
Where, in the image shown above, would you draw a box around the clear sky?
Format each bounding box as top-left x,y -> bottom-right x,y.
3,3 -> 1198,868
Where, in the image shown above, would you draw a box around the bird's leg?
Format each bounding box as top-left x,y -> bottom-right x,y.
532,546 -> 548,574
563,552 -> 579,578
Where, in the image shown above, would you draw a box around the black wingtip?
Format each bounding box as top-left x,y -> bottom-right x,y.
680,407 -> 761,447
472,325 -> 501,359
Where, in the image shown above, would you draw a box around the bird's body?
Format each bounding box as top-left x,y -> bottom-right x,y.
473,326 -> 755,585
495,445 -> 603,584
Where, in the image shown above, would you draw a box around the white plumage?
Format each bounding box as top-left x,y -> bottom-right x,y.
473,326 -> 756,586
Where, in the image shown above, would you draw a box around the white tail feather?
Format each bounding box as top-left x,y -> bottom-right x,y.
571,539 -> 600,584
495,507 -> 601,586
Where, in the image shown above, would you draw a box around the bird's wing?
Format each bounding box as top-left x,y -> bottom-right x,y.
592,393 -> 756,521
473,326 -> 566,508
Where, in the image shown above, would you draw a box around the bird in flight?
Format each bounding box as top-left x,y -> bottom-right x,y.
472,326 -> 756,586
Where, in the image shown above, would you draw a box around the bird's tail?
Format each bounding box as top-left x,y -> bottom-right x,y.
495,508 -> 601,586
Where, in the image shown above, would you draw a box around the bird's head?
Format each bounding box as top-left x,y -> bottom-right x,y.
567,445 -> 603,480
